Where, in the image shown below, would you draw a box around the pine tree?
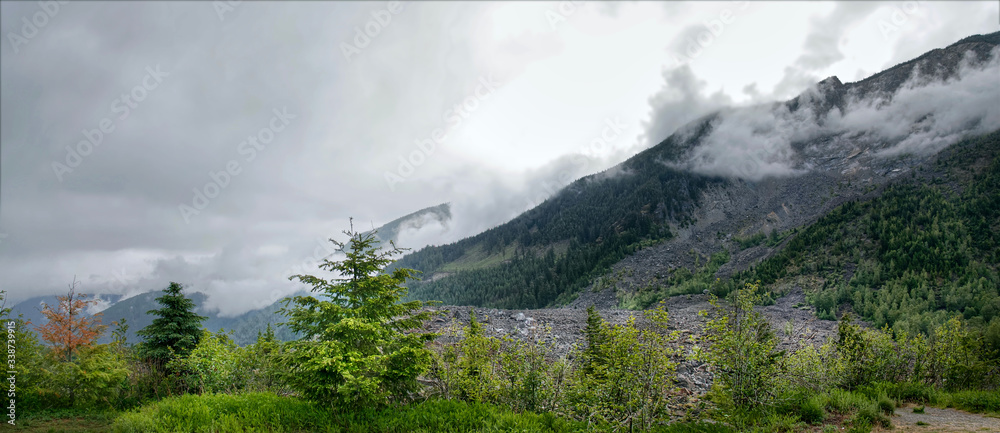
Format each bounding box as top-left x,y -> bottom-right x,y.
581,305 -> 608,377
137,282 -> 206,362
279,220 -> 438,408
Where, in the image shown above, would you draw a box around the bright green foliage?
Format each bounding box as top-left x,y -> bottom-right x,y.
5,318 -> 48,411
835,314 -> 912,389
697,282 -> 784,413
782,343 -> 844,394
2,290 -> 130,412
279,223 -> 437,408
167,330 -> 240,394
494,333 -> 569,413
928,316 -> 991,389
429,314 -> 569,413
37,344 -> 130,409
243,323 -> 286,392
567,307 -> 679,431
166,326 -> 288,396
136,282 -> 207,363
112,392 -> 589,433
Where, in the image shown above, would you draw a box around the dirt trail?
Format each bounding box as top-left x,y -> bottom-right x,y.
889,404 -> 1000,432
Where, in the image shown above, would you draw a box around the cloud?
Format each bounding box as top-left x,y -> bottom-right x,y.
838,46 -> 1000,157
677,45 -> 1000,180
642,65 -> 733,146
772,2 -> 882,99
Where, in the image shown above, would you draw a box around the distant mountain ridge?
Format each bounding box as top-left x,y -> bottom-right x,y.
364,202 -> 451,247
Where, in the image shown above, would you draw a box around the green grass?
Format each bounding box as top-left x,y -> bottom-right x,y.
934,390 -> 1000,415
110,393 -> 594,433
9,408 -> 117,433
865,382 -> 1000,415
107,392 -> 798,433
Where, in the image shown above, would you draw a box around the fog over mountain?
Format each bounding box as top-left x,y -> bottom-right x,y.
1,1 -> 997,317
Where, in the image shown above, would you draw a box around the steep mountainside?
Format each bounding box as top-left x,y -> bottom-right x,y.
364,202 -> 451,247
395,31 -> 1000,313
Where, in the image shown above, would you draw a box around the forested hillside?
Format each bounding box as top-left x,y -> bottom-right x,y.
394,138 -> 722,308
722,130 -> 1000,337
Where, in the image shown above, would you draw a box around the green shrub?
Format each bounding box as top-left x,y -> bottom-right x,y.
167,330 -> 242,394
851,401 -> 891,429
875,381 -> 936,403
929,317 -> 996,390
567,307 -> 679,431
799,395 -> 828,424
941,390 -> 1000,414
33,344 -> 130,410
876,394 -> 896,415
774,389 -> 826,425
696,282 -> 784,413
826,389 -> 868,414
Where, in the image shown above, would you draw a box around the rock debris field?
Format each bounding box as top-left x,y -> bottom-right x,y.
420,289 -> 841,399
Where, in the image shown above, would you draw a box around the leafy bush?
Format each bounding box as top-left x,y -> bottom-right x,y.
696,282 -> 783,414
835,315 -> 912,389
850,402 -> 890,430
430,312 -> 569,413
937,390 -> 1000,414
164,326 -> 286,396
929,317 -> 995,389
35,344 -> 130,409
876,394 -> 895,415
782,343 -> 844,393
167,330 -> 242,394
567,307 -> 679,431
799,394 -> 827,424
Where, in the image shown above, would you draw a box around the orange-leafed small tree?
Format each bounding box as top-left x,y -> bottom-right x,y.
36,277 -> 106,361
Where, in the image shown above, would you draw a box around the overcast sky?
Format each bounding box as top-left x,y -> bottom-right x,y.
2,1 -> 997,315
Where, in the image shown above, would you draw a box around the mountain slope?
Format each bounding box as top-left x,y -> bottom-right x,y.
613,129 -> 999,334
364,202 -> 451,247
396,31 -> 1000,311
92,290 -> 300,346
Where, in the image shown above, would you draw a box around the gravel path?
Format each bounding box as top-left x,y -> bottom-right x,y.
890,404 -> 1000,432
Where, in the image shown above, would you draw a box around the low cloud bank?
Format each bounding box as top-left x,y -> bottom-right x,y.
677,47 -> 1000,180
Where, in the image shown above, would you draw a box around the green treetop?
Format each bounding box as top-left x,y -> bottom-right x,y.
137,282 -> 207,363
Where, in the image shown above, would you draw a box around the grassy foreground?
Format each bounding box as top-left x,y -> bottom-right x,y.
9,387 -> 997,433
110,393 -> 584,433
105,393 -> 740,433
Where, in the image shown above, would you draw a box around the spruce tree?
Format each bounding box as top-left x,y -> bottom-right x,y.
279,220 -> 437,408
137,282 -> 206,362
